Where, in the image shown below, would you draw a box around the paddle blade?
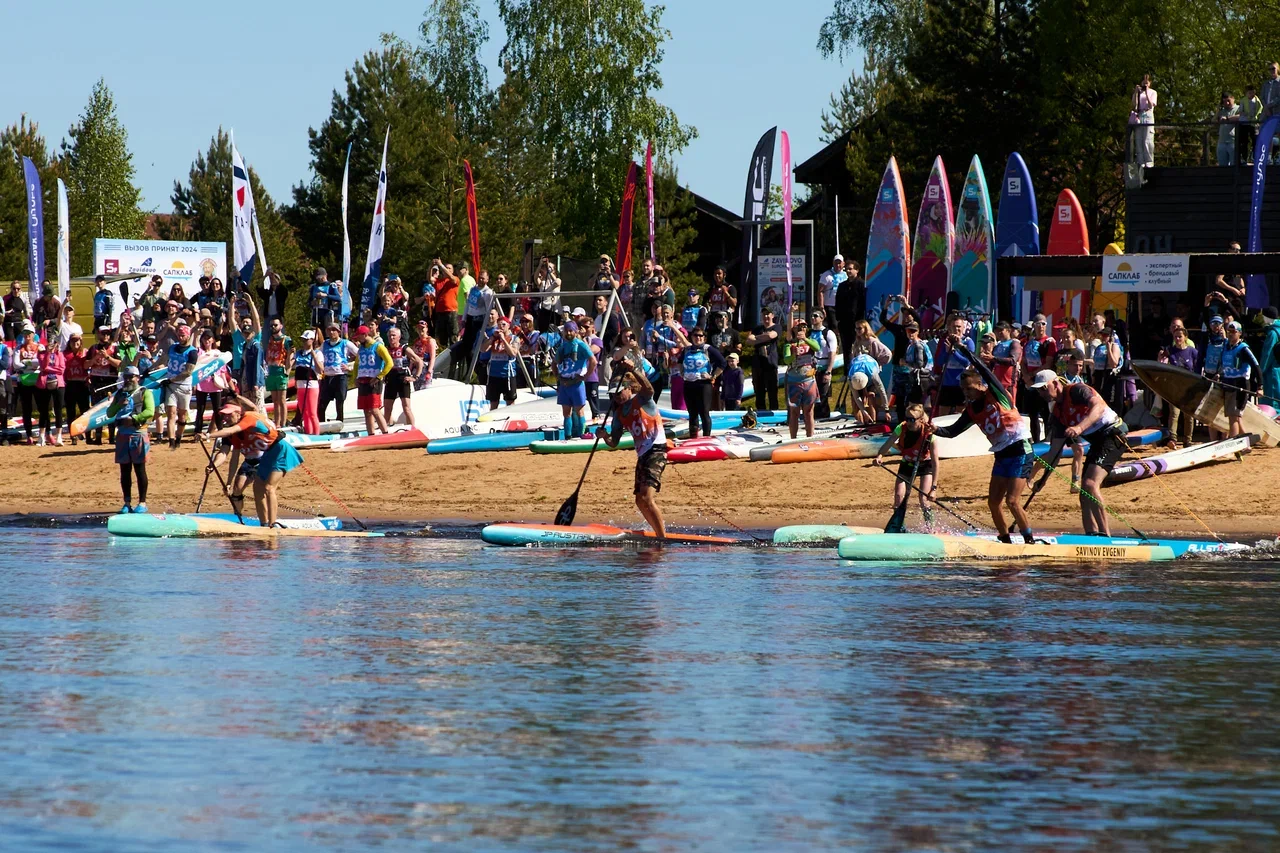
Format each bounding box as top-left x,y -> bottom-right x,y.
554,490 -> 580,526
884,502 -> 908,534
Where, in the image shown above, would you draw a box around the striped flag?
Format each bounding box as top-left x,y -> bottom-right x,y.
361,127 -> 390,316
341,142 -> 352,319
230,132 -> 259,287
616,161 -> 638,272
56,179 -> 69,299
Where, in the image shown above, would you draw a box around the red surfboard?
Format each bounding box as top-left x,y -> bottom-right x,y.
1043,189 -> 1090,327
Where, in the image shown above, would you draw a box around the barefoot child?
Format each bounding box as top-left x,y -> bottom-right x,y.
872,403 -> 939,531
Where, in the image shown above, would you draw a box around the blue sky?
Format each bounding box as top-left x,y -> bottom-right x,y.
1,1 -> 858,214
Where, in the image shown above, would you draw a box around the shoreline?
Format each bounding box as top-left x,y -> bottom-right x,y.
0,441 -> 1276,540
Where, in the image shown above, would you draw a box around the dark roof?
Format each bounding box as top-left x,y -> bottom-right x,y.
794,131 -> 853,186
687,188 -> 739,226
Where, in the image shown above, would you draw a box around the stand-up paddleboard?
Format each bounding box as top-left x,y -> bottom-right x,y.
1042,189 -> 1090,328
1104,435 -> 1250,485
285,427 -> 366,448
71,352 -> 233,437
968,532 -> 1249,559
194,513 -> 343,530
108,513 -> 382,539
747,422 -> 892,461
951,155 -> 996,320
480,522 -> 738,547
996,152 -> 1040,324
772,524 -> 883,545
1092,243 -> 1127,320
1132,359 -> 1280,447
770,435 -> 887,463
910,156 -> 954,330
865,156 -> 911,386
1030,427 -> 1164,459
836,532 -> 1174,562
668,432 -> 776,464
426,430 -> 548,454
330,425 -> 429,452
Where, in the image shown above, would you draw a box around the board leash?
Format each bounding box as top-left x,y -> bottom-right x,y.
1030,448 -> 1149,541
297,462 -> 369,531
1118,434 -> 1223,542
667,464 -> 768,543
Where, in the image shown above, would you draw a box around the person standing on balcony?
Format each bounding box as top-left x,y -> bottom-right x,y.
1216,92 -> 1242,166
1239,86 -> 1263,165
1132,74 -> 1158,168
1262,62 -> 1280,119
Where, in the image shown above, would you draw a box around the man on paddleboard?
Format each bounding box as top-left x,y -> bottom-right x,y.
106,366 -> 155,514
596,363 -> 670,539
1028,370 -> 1128,536
933,337 -> 1037,544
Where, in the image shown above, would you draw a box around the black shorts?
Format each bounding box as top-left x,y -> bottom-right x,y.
896,458 -> 931,481
384,371 -> 412,400
1083,427 -> 1127,472
486,374 -> 517,404
435,311 -> 459,342
634,447 -> 667,495
937,384 -> 965,408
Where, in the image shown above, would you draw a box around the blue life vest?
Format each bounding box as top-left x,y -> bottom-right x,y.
1024,337 -> 1049,369
357,343 -> 382,377
166,344 -> 197,382
294,349 -> 317,379
322,339 -> 350,373
1221,341 -> 1253,380
681,305 -> 705,330
1092,342 -> 1109,371
850,353 -> 880,379
681,346 -> 712,382
1203,335 -> 1226,374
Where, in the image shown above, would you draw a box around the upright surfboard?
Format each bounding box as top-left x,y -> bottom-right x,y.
864,156 -> 910,384
1043,189 -> 1090,327
910,156 -> 954,330
1092,242 -> 1127,320
951,155 -> 995,321
995,152 -> 1039,323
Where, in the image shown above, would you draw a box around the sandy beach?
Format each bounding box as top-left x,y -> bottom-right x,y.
2,438 -> 1275,537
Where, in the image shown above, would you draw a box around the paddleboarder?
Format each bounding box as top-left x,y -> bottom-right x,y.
933,337 -> 1037,544
783,320 -> 822,438
1220,321 -> 1261,438
554,321 -> 597,439
595,362 -> 670,539
159,321 -> 199,449
355,325 -> 394,437
106,366 -> 155,514
872,404 -> 939,531
1027,370 -> 1128,536
201,399 -> 303,528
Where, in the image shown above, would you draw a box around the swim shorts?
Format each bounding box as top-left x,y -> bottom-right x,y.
357,377 -> 383,411
114,432 -> 149,465
634,446 -> 667,495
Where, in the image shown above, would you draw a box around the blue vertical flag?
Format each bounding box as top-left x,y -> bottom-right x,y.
361,127 -> 390,317
23,157 -> 44,304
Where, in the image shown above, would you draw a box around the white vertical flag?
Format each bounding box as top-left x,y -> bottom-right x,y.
230,131 -> 259,287
341,142 -> 352,319
360,127 -> 389,317
56,179 -> 70,298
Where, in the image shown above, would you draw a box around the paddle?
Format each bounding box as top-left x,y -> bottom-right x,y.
197,436 -> 245,524
554,372 -> 623,526
883,453 -> 921,533
194,460 -> 214,513
870,462 -> 982,531
1028,448 -> 1151,541
1023,437 -> 1067,509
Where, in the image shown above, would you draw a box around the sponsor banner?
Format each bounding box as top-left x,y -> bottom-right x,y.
741,127 -> 777,323
23,157 -> 44,304
1247,115 -> 1280,309
94,238 -> 226,325
1101,254 -> 1190,292
757,252 -> 806,321
361,127 -> 390,316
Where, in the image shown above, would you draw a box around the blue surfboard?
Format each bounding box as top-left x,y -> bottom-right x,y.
995,153 -> 1040,324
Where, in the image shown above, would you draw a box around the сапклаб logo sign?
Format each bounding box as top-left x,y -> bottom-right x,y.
1108,261 -> 1141,286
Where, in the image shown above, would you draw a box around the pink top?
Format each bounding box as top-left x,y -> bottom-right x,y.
37,348 -> 66,389
195,350 -> 228,392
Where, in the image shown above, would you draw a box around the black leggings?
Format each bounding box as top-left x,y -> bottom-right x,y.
91,375 -> 116,442
684,379 -> 714,438
194,390 -> 222,434
66,381 -> 92,428
36,386 -> 64,434
16,384 -> 35,440
120,463 -> 148,505
753,363 -> 779,411
319,375 -> 347,422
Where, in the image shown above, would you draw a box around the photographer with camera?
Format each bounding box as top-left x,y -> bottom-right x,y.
535,257 -> 562,332
429,259 -> 461,346
453,270 -> 496,382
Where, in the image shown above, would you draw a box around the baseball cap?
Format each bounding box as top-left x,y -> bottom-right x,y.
97,325 -> 112,333
302,329 -> 316,340
122,366 -> 140,377
905,321 -> 920,330
833,253 -> 844,262
176,319 -> 190,328
94,274 -> 106,284
1227,320 -> 1242,331
727,352 -> 739,362
981,332 -> 996,342
356,325 -> 371,336
219,401 -> 243,414
315,267 -> 327,278
1265,306 -> 1279,320
387,273 -> 400,282
563,321 -> 579,332
571,306 -> 587,317
1029,369 -> 1059,388
1209,314 -> 1224,325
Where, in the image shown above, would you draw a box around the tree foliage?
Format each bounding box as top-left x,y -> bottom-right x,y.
61,79 -> 146,267
0,116 -> 62,280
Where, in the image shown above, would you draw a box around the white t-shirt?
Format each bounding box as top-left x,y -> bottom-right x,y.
818,269 -> 847,305
58,320 -> 83,351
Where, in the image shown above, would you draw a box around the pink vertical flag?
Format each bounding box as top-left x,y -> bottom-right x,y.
781,131 -> 793,317
645,141 -> 656,261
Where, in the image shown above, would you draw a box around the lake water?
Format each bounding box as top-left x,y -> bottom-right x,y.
2,524 -> 1280,851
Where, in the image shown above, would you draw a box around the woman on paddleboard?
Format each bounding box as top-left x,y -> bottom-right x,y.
596,362 -> 670,539
933,337 -> 1037,544
872,404 -> 939,531
106,366 -> 155,514
201,398 -> 303,528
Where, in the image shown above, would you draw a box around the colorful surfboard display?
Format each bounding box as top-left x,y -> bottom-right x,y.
864,156 -> 910,379
1043,188 -> 1090,327
1091,242 -> 1127,320
951,155 -> 995,321
910,156 -> 954,330
995,152 -> 1039,324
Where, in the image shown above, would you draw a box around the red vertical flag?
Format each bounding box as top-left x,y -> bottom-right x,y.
616,161 -> 639,272
463,159 -> 481,274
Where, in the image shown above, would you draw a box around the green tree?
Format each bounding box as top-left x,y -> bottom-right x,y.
414,0 -> 492,136
497,0 -> 696,252
0,116 -> 63,281
61,79 -> 146,266
629,162 -> 700,298
164,129 -> 311,332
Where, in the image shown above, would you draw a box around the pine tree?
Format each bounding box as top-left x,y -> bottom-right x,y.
61,79 -> 146,267
0,116 -> 62,280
